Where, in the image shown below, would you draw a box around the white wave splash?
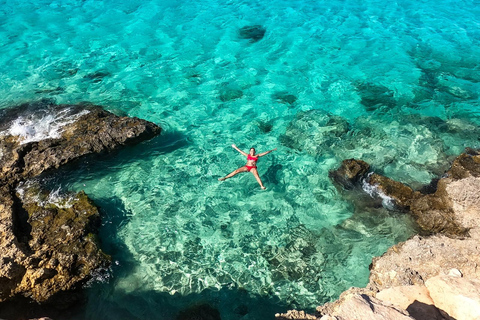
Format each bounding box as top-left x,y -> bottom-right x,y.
16,182 -> 77,209
2,108 -> 89,144
362,173 -> 395,210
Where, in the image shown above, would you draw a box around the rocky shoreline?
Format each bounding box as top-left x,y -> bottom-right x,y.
0,101 -> 161,308
277,149 -> 480,320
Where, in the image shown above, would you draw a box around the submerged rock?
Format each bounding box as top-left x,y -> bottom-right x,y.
218,88 -> 243,102
280,109 -> 349,156
238,25 -> 266,43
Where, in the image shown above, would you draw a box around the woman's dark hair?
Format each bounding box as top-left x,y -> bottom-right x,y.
250,147 -> 255,152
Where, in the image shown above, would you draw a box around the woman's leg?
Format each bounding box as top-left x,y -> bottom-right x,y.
219,166 -> 248,181
250,168 -> 266,189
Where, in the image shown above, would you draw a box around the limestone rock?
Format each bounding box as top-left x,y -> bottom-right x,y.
368,234 -> 480,291
425,275 -> 480,320
318,292 -> 415,320
275,310 -> 317,319
376,285 -> 445,320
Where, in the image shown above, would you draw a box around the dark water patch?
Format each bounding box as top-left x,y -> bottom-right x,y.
34,86 -> 65,95
238,25 -> 266,43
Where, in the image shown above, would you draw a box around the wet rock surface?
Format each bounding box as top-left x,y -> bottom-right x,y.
0,103 -> 161,185
0,102 -> 161,304
0,183 -> 109,303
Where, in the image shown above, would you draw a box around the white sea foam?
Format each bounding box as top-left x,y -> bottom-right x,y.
2,109 -> 89,144
362,174 -> 395,210
16,182 -> 77,209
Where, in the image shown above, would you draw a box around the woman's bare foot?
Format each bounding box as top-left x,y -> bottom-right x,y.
218,177 -> 226,181
261,186 -> 266,190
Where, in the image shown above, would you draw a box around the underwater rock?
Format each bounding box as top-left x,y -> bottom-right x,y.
0,103 -> 161,185
218,88 -> 243,102
280,109 -> 349,156
328,158 -> 370,190
355,82 -> 396,111
238,25 -> 266,43
0,183 -> 109,303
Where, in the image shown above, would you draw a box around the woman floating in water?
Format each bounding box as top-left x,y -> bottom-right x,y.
218,144 -> 277,189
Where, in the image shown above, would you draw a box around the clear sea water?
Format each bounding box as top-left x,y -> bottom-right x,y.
1,0 -> 480,319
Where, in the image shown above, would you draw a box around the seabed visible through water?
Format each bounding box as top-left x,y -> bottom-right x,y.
1,0 -> 480,319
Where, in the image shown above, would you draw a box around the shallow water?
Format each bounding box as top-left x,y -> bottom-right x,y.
1,0 -> 480,319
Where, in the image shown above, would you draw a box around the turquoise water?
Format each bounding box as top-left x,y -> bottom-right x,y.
1,0 -> 480,319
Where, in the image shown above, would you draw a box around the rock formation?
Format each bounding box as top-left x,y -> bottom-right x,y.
276,148 -> 480,319
0,102 -> 161,304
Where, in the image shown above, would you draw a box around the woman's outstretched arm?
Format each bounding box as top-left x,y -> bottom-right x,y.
257,148 -> 277,157
232,144 -> 248,156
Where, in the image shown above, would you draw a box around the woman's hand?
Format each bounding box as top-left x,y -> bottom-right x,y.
232,144 -> 237,148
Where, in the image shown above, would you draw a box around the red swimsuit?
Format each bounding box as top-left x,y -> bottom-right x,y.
246,154 -> 258,172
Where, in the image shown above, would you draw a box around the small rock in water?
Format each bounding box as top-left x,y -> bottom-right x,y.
272,91 -> 297,106
238,25 -> 266,43
219,88 -> 243,102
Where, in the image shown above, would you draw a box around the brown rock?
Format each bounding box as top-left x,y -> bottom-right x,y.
0,104 -> 161,185
329,159 -> 370,190
0,183 -> 109,303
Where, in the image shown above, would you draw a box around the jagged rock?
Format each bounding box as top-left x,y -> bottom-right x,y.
368,233 -> 480,293
238,25 -> 266,42
280,110 -> 349,156
0,104 -> 161,185
332,150 -> 480,236
425,275 -> 480,320
275,310 -> 316,320
0,183 -> 109,303
317,290 -> 415,320
328,158 -> 370,190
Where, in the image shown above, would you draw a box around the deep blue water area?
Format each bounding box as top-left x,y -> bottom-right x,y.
1,0 -> 480,319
